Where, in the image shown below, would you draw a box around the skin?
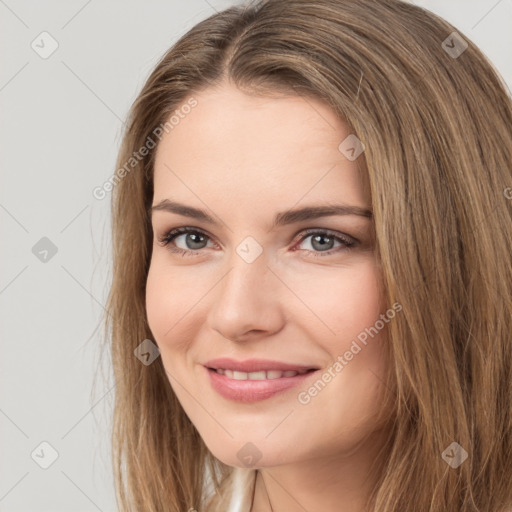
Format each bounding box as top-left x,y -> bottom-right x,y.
146,81 -> 394,512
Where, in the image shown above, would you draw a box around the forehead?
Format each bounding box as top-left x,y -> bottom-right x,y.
153,83 -> 370,211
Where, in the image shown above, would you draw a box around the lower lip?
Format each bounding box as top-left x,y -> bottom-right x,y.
205,366 -> 318,403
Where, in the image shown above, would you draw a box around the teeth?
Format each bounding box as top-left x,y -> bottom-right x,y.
248,371 -> 266,380
216,369 -> 306,380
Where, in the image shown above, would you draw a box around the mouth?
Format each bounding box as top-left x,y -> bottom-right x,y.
203,358 -> 321,403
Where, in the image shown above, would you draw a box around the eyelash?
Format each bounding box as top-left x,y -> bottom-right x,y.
157,226 -> 357,258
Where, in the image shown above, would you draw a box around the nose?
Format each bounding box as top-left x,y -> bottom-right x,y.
206,249 -> 286,342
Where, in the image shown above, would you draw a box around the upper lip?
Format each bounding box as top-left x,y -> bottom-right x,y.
204,358 -> 319,373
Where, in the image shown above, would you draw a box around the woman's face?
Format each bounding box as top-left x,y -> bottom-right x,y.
146,82 -> 392,469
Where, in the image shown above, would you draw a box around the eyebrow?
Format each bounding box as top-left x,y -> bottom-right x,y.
150,199 -> 372,228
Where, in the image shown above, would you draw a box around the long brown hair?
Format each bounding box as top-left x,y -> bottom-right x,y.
100,0 -> 512,510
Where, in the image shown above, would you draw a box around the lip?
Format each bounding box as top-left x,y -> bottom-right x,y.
203,359 -> 320,403
204,357 -> 319,373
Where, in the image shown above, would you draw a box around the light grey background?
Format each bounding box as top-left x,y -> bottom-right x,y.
0,1 -> 510,510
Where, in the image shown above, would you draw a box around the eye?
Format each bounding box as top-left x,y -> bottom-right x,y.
157,226 -> 357,257
157,227 -> 215,257
292,229 -> 357,257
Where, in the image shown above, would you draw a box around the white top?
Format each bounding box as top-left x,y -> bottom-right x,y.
226,467 -> 257,512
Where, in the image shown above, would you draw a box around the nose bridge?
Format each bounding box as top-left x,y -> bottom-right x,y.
207,241 -> 283,340
220,244 -> 270,309
217,232 -> 270,295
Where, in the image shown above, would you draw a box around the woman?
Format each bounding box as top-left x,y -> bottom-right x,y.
103,0 -> 512,510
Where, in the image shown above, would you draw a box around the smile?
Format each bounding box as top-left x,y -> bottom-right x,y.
204,362 -> 319,402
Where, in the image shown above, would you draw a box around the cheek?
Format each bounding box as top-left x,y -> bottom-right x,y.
145,261 -> 192,351
145,264 -> 168,340
291,258 -> 389,415
145,262 -> 200,393
145,258 -> 218,379
288,257 -> 384,339
145,258 -> 202,340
